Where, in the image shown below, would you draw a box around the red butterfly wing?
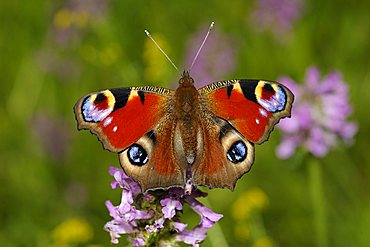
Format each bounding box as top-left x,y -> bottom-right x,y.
75,86 -> 186,191
199,79 -> 294,144
74,86 -> 174,152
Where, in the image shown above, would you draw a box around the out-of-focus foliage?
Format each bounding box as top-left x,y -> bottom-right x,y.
0,0 -> 369,246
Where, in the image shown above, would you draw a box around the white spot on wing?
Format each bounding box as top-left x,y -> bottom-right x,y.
259,108 -> 268,117
113,126 -> 118,132
103,116 -> 113,127
256,118 -> 260,124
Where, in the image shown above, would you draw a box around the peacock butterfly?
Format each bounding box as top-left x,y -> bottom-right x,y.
74,71 -> 293,192
74,23 -> 293,192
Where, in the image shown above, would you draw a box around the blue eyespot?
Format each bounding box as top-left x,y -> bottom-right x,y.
128,144 -> 148,166
258,85 -> 287,113
227,141 -> 247,163
82,95 -> 113,122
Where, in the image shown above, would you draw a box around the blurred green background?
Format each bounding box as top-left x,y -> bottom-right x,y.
1,0 -> 369,246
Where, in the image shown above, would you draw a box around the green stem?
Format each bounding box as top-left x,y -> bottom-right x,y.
308,158 -> 328,247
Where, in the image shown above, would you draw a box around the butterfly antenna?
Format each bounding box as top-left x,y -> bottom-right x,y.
144,29 -> 179,72
189,21 -> 215,71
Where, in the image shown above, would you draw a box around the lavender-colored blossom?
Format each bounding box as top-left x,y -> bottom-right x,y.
276,67 -> 357,158
176,196 -> 223,246
185,197 -> 223,229
104,167 -> 152,244
161,192 -> 183,219
250,0 -> 304,37
184,24 -> 236,88
146,217 -> 165,234
173,221 -> 188,232
132,237 -> 145,247
176,228 -> 208,247
104,166 -> 223,246
109,166 -> 141,195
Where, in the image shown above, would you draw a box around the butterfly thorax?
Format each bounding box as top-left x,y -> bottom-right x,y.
175,71 -> 197,114
174,72 -> 201,165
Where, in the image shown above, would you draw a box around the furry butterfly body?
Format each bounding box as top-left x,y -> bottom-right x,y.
74,71 -> 293,191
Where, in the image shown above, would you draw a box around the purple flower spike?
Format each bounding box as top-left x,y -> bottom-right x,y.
104,166 -> 224,246
277,67 -> 358,159
104,167 -> 153,244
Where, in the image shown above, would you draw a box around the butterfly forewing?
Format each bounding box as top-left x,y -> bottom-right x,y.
199,79 -> 294,144
74,86 -> 174,152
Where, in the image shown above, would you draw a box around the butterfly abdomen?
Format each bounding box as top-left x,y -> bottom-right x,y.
173,76 -> 202,166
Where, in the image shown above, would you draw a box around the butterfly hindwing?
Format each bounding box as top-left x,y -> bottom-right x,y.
192,117 -> 255,190
118,118 -> 185,191
199,79 -> 294,144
